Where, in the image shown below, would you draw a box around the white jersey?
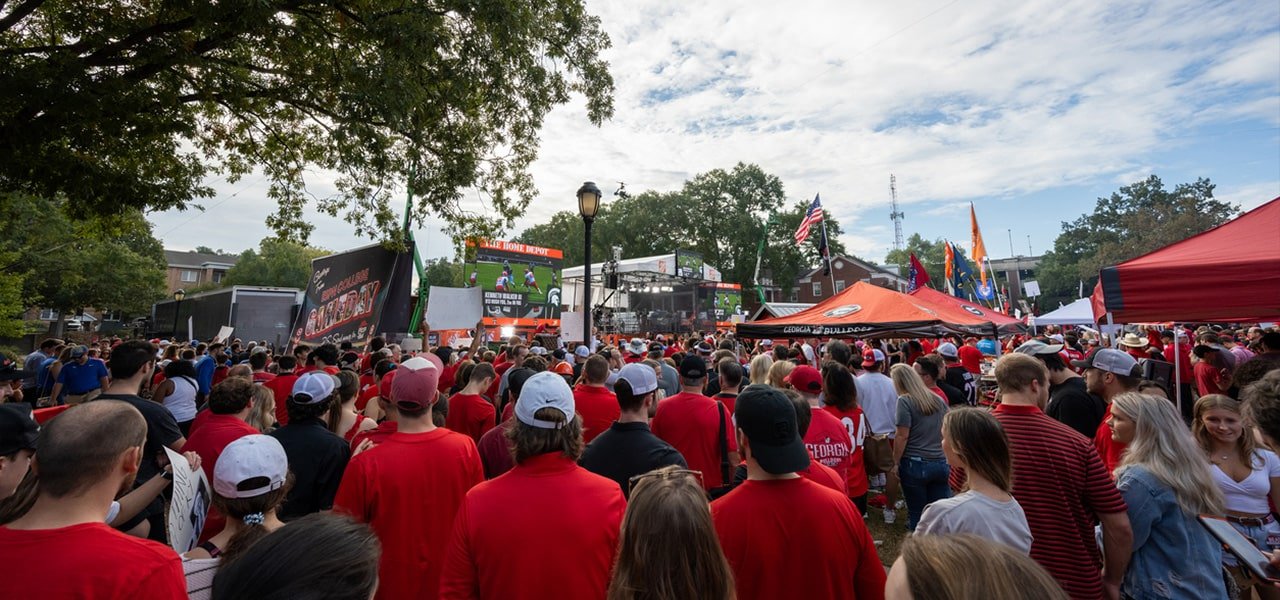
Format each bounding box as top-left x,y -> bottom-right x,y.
855,372 -> 898,436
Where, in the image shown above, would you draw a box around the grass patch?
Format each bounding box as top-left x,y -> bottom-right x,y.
865,505 -> 909,567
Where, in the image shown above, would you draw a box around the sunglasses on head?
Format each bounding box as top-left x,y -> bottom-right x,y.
628,468 -> 703,494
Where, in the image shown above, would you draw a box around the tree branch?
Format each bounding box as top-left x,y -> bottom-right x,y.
0,0 -> 43,34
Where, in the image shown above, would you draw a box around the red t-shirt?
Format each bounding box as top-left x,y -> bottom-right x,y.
351,420 -> 398,449
439,454 -> 625,600
181,413 -> 259,541
800,451 -> 845,494
342,414 -> 371,443
1094,404 -> 1126,475
438,362 -> 461,393
477,419 -> 515,480
1194,361 -> 1228,397
573,384 -> 620,444
714,392 -> 738,416
445,393 -> 497,443
264,373 -> 299,426
334,428 -> 484,600
0,522 -> 186,599
822,405 -> 869,498
712,478 -> 885,600
356,384 -> 380,412
251,371 -> 276,384
804,408 -> 852,490
957,344 -> 983,374
651,391 -> 738,490
976,403 -> 1128,599
211,365 -> 230,388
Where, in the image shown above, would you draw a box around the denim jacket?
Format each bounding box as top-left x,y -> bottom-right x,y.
1116,465 -> 1226,599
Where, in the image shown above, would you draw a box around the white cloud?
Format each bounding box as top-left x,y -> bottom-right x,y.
149,0 -> 1280,265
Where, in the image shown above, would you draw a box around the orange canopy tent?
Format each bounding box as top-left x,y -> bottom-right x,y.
736,281 -> 1004,339
907,286 -> 1025,336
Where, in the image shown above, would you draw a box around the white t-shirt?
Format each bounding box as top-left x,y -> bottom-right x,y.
916,490 -> 1034,554
183,557 -> 219,600
1212,449 -> 1280,515
855,372 -> 898,436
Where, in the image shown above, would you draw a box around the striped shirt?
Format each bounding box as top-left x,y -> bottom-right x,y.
953,403 -> 1126,600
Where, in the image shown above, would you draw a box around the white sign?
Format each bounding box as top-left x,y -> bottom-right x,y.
164,447 -> 211,554
187,316 -> 194,342
425,286 -> 483,331
559,312 -> 585,344
213,326 -> 234,344
1023,280 -> 1041,298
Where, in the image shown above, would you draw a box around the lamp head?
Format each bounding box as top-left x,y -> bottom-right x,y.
577,181 -> 602,220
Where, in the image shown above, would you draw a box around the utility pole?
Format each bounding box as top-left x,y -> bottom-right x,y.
889,174 -> 904,253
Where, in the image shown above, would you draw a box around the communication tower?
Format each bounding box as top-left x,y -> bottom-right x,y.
889,174 -> 904,252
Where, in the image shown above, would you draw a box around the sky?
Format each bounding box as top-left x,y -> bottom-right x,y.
149,0 -> 1280,269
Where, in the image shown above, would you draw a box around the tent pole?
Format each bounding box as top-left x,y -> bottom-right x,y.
1173,323 -> 1182,417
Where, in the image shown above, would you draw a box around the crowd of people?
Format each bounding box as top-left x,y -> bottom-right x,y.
0,321 -> 1277,599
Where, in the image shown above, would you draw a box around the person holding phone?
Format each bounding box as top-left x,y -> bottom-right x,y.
1108,392 -> 1228,599
1195,394 -> 1280,598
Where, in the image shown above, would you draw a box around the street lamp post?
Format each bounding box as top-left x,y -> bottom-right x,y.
173,289 -> 186,340
577,182 -> 602,349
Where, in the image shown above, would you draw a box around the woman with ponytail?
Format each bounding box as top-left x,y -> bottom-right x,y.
184,435 -> 293,600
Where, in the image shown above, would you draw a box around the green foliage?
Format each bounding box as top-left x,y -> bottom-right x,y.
0,256 -> 28,337
223,238 -> 329,289
422,258 -> 464,293
515,163 -> 848,296
193,246 -> 228,255
883,233 -> 970,285
0,195 -> 167,333
1037,176 -> 1237,307
0,0 -> 615,245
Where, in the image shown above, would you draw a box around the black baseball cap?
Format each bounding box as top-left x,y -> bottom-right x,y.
0,405 -> 39,455
734,384 -> 809,475
679,355 -> 707,379
507,368 -> 536,403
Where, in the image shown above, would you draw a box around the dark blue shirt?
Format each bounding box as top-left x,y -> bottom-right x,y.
56,359 -> 108,394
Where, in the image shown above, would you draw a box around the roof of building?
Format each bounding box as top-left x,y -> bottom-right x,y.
749,302 -> 815,321
164,249 -> 240,269
797,254 -> 907,284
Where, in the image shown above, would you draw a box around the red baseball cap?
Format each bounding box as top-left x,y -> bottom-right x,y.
784,365 -> 823,394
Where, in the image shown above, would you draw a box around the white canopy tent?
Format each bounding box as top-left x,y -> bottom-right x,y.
1029,297 -> 1095,326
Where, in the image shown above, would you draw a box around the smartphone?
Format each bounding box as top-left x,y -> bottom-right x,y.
1199,515 -> 1280,583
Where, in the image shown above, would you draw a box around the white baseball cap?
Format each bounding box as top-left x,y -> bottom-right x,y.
574,346 -> 591,359
291,371 -> 337,404
515,371 -> 576,429
617,363 -> 659,396
936,342 -> 959,358
213,435 -> 289,499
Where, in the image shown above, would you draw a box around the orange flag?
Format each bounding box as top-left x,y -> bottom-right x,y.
970,203 -> 989,285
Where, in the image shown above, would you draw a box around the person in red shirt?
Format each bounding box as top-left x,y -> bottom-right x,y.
439,372 -> 626,600
249,349 -> 276,384
784,365 -> 852,489
957,338 -> 984,374
1072,349 -> 1141,474
1192,344 -> 1232,397
782,390 -> 846,494
711,385 -> 885,600
335,354 -> 484,600
624,338 -> 647,364
959,354 -> 1132,600
181,377 -> 261,542
264,355 -> 301,426
445,362 -> 498,443
712,358 -> 742,415
821,363 -> 870,515
475,368 -> 536,480
351,370 -> 400,449
574,355 -> 620,443
0,400 -> 187,598
651,356 -> 740,491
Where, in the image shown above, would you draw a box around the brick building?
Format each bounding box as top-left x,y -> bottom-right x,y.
794,255 -> 909,303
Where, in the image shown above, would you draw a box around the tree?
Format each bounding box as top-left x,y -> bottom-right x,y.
883,233 -> 970,287
0,1 -> 614,244
0,254 -> 27,337
223,238 -> 329,290
1037,176 -> 1237,307
193,246 -> 229,256
515,163 -> 849,298
421,258 -> 464,297
0,194 -> 167,335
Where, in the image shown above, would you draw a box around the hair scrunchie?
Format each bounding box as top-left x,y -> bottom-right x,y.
242,512 -> 266,526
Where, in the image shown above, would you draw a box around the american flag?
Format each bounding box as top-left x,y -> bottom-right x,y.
794,194 -> 824,245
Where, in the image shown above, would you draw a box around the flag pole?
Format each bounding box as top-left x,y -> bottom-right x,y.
819,210 -> 836,293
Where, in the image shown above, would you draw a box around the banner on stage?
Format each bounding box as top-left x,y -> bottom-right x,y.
288,243 -> 412,350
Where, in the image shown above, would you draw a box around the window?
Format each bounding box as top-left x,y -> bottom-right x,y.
101,310 -> 120,322
38,308 -> 57,320
789,290 -> 798,302
212,271 -> 225,284
180,270 -> 199,282
835,280 -> 846,293
811,281 -> 822,297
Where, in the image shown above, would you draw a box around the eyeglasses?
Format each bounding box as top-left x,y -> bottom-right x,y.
628,468 -> 703,494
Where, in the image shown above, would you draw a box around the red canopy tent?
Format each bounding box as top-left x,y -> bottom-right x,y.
1092,197 -> 1280,323
736,281 -> 1004,339
907,286 -> 1026,336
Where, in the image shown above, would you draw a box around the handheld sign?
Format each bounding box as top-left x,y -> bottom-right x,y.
163,447 -> 211,554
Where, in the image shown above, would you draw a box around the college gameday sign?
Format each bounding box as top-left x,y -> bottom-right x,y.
289,243 -> 412,349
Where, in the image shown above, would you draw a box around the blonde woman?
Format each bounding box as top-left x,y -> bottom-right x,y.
766,360 -> 794,390
1194,394 -> 1280,599
247,385 -> 278,432
889,363 -> 949,531
1108,393 -> 1227,599
748,354 -> 773,386
886,534 -> 1067,600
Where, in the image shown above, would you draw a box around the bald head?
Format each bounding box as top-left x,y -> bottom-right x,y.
36,401 -> 146,498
